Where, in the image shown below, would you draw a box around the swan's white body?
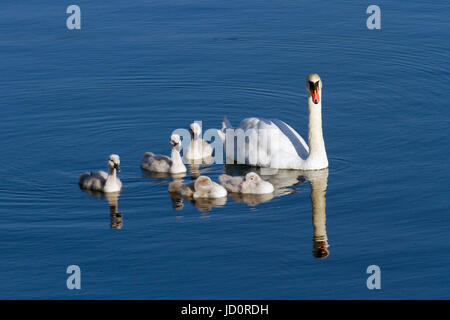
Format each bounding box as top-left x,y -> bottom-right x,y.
219,172 -> 274,194
184,140 -> 213,161
141,134 -> 187,174
79,154 -> 122,193
218,74 -> 328,170
184,122 -> 213,161
169,176 -> 227,199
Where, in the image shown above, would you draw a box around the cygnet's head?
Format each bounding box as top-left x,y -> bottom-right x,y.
108,154 -> 121,172
244,172 -> 274,194
245,172 -> 261,183
305,73 -> 322,105
169,134 -> 182,151
194,176 -> 213,192
189,122 -> 202,139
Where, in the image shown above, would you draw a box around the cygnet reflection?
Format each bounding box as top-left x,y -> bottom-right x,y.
83,190 -> 123,229
142,170 -> 186,180
187,158 -> 214,179
104,192 -> 123,229
169,192 -> 227,212
227,192 -> 274,206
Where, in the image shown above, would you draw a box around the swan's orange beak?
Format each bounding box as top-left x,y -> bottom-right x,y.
311,87 -> 320,104
309,81 -> 320,104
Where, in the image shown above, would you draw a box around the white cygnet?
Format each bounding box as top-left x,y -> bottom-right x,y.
169,176 -> 227,199
141,134 -> 187,174
79,154 -> 122,193
184,122 -> 213,161
219,172 -> 274,194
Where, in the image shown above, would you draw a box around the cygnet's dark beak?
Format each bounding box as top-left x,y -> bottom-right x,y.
114,163 -> 121,172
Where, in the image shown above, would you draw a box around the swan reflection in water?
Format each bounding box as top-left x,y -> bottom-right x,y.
166,163 -> 330,257
141,170 -> 186,180
104,192 -> 123,229
224,165 -> 330,258
186,156 -> 214,180
83,190 -> 123,229
227,192 -> 274,205
303,169 -> 330,258
169,191 -> 227,212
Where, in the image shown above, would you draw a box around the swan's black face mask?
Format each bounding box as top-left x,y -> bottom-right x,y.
189,126 -> 200,139
170,140 -> 180,149
110,160 -> 121,172
309,81 -> 320,104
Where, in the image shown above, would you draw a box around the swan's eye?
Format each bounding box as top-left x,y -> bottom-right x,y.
315,81 -> 320,86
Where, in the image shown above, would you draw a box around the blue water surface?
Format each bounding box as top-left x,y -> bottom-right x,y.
0,1 -> 449,299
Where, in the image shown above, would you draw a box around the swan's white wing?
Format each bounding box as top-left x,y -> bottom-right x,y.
218,174 -> 244,193
95,171 -> 109,180
201,140 -> 213,157
141,153 -> 172,172
271,119 -> 309,159
184,140 -> 213,160
234,118 -> 309,169
79,171 -> 107,191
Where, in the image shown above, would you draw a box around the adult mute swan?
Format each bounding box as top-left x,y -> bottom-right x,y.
218,74 -> 328,170
184,122 -> 213,161
168,176 -> 227,199
141,134 -> 187,174
219,172 -> 274,194
79,154 -> 122,193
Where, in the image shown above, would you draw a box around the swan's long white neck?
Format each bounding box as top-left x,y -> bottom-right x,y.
107,167 -> 118,182
171,148 -> 185,172
306,94 -> 328,167
309,171 -> 328,241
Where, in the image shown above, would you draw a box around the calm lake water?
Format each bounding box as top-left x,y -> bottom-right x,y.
0,1 -> 449,299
